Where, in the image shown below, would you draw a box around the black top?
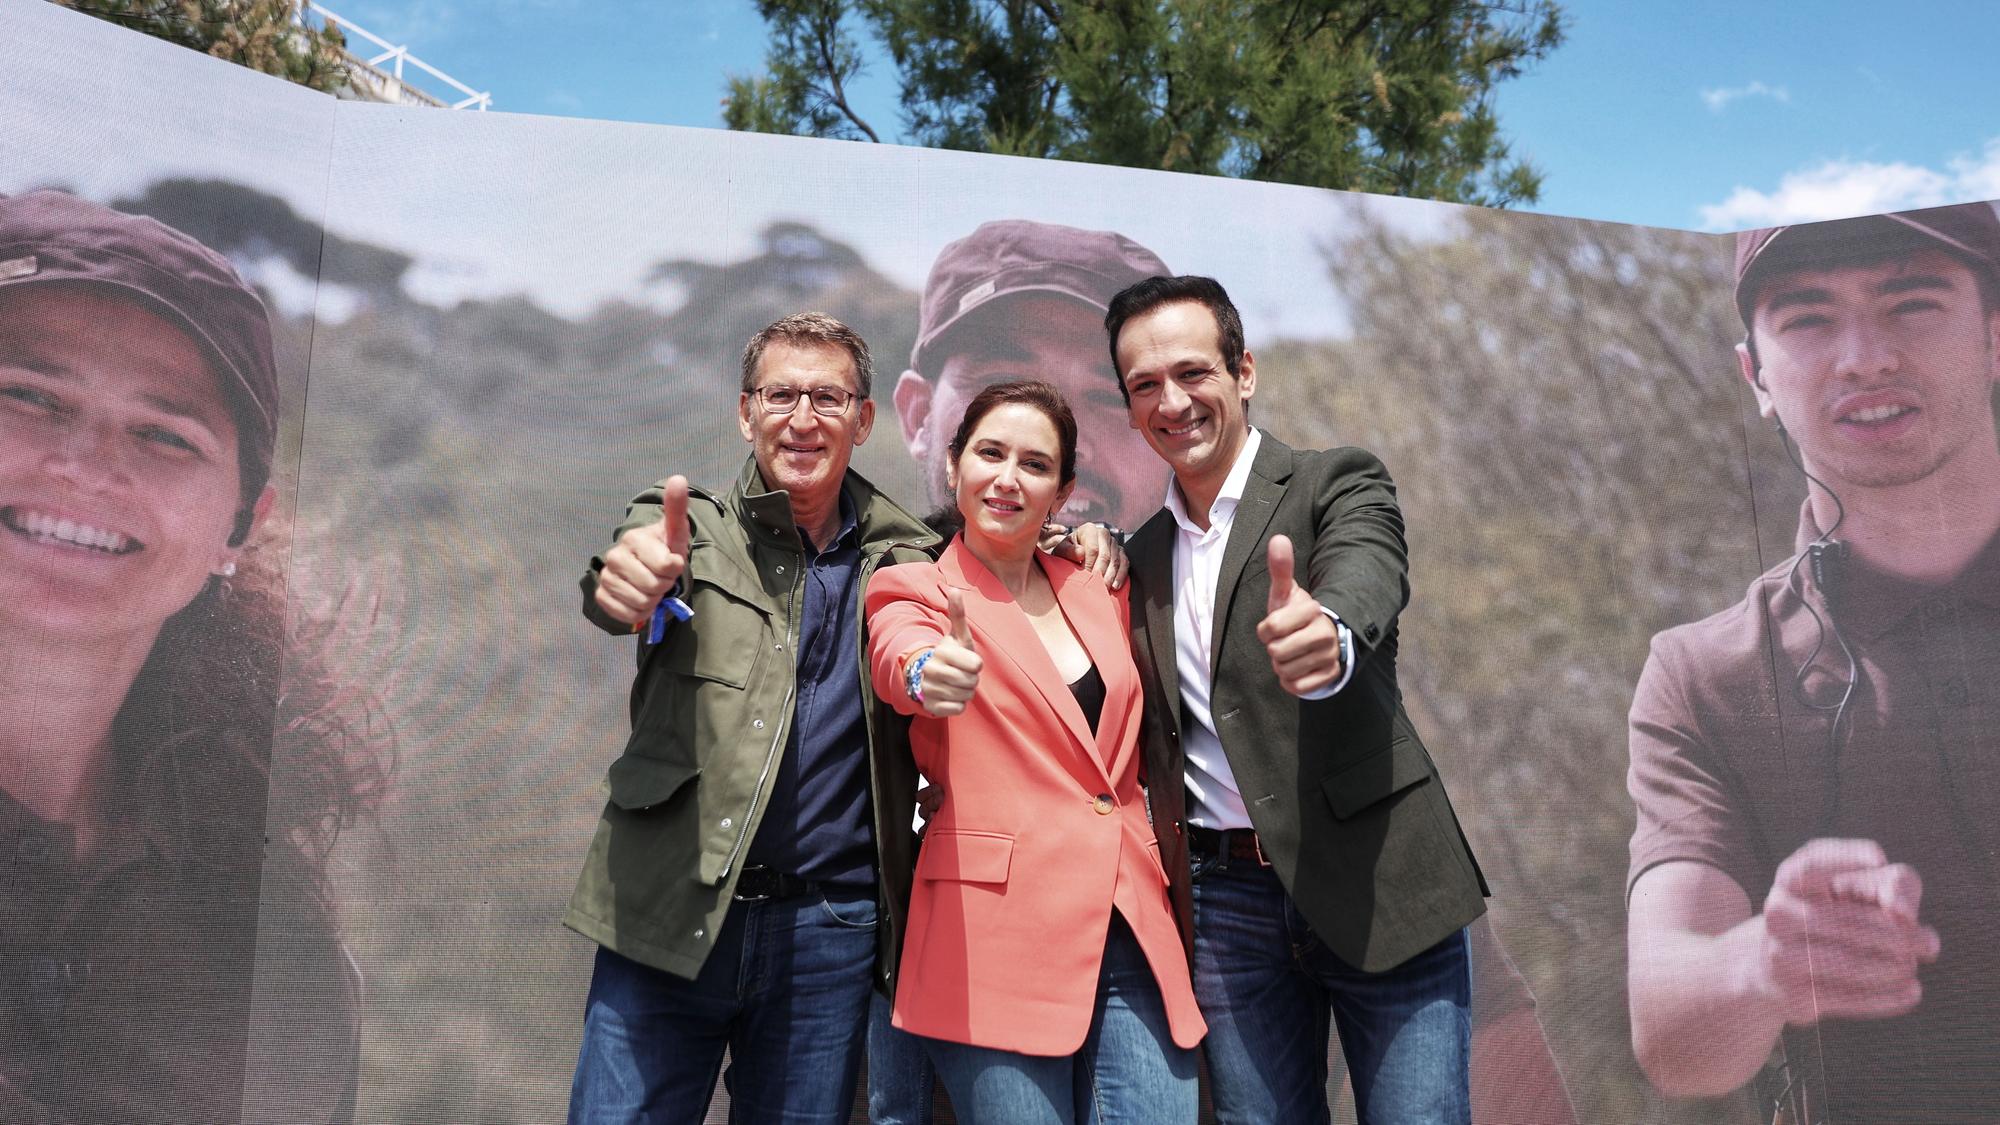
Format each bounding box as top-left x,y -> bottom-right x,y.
1066,664 -> 1105,735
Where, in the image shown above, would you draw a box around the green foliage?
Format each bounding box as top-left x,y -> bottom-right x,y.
56,0 -> 348,93
724,0 -> 1564,206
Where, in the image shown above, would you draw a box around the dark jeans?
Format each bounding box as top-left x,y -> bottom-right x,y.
868,987 -> 937,1125
568,887 -> 878,1124
920,913 -> 1197,1125
1190,847 -> 1470,1125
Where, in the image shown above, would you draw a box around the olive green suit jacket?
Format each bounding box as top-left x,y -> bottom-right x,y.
1130,433 -> 1487,972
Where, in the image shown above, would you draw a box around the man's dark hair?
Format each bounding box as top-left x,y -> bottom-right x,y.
1103,275 -> 1246,405
1738,208 -> 2000,377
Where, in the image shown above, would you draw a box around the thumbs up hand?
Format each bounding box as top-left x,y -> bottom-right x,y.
1254,535 -> 1345,697
595,475 -> 692,627
918,588 -> 985,717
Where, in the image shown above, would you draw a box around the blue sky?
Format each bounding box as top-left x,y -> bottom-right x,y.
318,0 -> 2000,232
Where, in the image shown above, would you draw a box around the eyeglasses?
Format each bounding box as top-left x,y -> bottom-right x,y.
751,384 -> 858,416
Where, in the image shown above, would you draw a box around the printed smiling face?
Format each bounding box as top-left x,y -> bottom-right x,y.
1746,248 -> 2000,493
948,400 -> 1074,555
0,285 -> 250,641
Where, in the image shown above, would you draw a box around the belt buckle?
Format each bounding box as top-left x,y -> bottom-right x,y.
732,867 -> 773,903
1251,832 -> 1271,868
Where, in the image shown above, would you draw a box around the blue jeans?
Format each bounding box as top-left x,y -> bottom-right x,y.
920,914 -> 1197,1125
1190,849 -> 1470,1125
867,988 -> 936,1125
568,887 -> 878,1124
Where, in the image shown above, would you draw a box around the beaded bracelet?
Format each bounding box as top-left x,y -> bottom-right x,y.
906,649 -> 934,708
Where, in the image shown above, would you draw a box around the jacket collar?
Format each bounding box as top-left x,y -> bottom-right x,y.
729,455 -> 940,556
1210,430 -> 1296,668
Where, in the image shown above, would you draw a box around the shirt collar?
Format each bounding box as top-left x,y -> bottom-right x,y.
1793,498 -> 2000,640
1163,426 -> 1262,536
805,490 -> 861,556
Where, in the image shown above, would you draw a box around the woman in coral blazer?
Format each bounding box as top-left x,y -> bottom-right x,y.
866,380 -> 1203,1124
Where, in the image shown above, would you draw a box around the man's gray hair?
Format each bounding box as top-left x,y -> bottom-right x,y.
740,311 -> 874,396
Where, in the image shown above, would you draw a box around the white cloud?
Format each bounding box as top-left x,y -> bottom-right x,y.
1700,81 -> 1790,113
1698,139 -> 2000,230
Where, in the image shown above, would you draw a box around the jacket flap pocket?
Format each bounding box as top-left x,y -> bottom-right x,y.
916,831 -> 1014,884
686,539 -> 776,612
1321,740 -> 1432,820
606,756 -> 701,811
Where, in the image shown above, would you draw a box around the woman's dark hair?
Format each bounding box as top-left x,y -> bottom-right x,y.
112,506 -> 390,880
923,379 -> 1079,537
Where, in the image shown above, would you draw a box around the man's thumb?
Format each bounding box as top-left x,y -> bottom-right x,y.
1266,535 -> 1296,613
660,475 -> 691,557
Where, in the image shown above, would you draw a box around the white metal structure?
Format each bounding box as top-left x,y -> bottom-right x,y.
302,1 -> 490,110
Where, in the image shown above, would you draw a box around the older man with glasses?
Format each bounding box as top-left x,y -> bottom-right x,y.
565,312 -> 943,1123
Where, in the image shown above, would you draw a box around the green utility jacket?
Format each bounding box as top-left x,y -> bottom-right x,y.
566,456 -> 941,987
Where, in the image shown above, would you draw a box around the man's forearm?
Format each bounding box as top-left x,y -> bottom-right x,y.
1628,912 -> 1784,1097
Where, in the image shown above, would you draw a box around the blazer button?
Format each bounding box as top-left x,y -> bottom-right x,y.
1094,795 -> 1114,815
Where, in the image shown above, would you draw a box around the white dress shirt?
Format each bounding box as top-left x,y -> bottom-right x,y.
1166,427 -> 1354,830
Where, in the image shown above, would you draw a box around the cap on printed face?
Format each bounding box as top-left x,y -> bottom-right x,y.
911,220 -> 1171,374
1734,202 -> 2000,334
0,190 -> 279,502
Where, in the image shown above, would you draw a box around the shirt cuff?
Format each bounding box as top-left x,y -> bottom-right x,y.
1298,608 -> 1355,700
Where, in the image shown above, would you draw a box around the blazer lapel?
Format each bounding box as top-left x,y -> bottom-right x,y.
1210,432 -> 1294,670
940,542 -> 1108,787
1131,518 -> 1181,721
1048,562 -> 1138,781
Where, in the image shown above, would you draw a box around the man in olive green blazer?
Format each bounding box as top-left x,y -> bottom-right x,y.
1110,275 -> 1488,1124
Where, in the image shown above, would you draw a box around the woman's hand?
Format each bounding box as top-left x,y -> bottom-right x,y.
917,590 -> 983,717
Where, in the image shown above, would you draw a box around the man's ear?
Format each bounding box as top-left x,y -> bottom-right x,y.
894,369 -> 934,457
1737,341 -> 1777,420
851,397 -> 874,447
1736,341 -> 1761,389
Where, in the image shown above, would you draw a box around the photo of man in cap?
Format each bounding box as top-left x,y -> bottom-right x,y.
1626,201 -> 2000,1121
0,189 -> 362,1123
893,219 -> 1173,534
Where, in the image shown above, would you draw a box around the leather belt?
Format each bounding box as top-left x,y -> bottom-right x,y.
1186,825 -> 1270,867
732,866 -> 816,902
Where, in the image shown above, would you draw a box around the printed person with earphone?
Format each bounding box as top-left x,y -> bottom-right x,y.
1626,202 -> 2000,1123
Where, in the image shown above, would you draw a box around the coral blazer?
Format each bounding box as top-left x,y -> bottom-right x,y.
866,537 -> 1205,1056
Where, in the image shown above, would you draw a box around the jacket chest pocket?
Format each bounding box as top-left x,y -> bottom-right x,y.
658,542 -> 783,687
628,545 -> 782,765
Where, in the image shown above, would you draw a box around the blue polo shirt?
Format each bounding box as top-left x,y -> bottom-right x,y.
745,497 -> 875,888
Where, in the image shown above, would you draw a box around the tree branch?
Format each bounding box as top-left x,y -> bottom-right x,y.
813,5 -> 880,141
